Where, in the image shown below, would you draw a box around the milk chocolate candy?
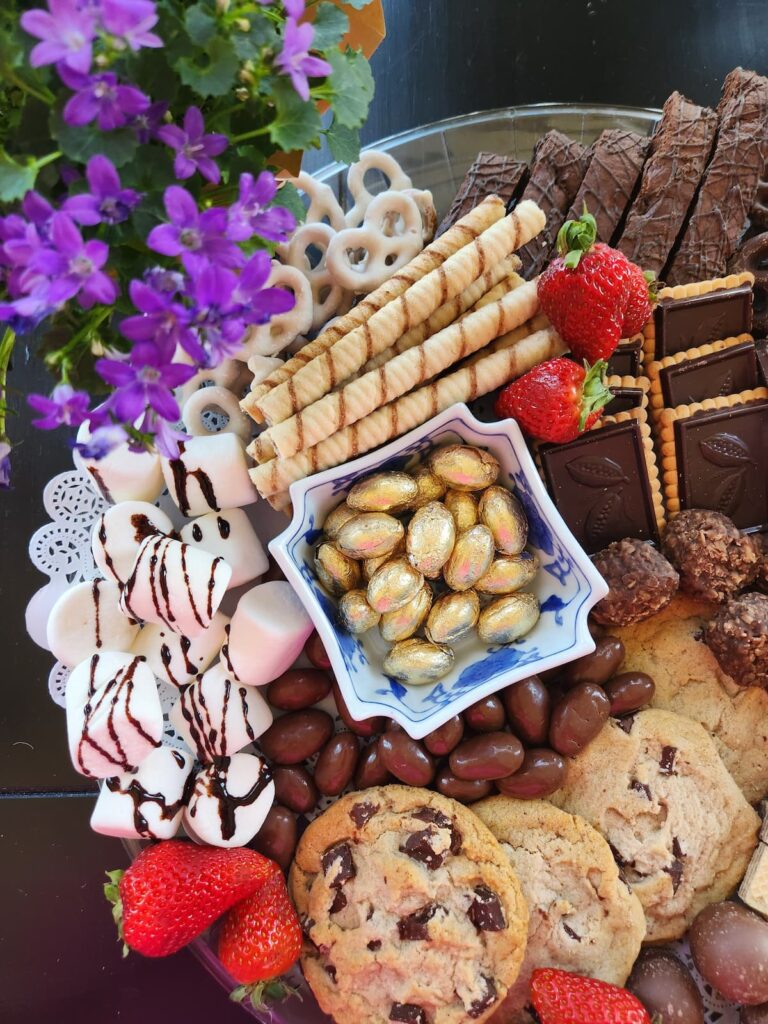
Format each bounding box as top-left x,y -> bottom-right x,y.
653,283 -> 753,359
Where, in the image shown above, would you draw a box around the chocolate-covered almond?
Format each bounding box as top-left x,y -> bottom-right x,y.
495,747 -> 565,798
690,901 -> 768,1005
314,731 -> 360,796
259,709 -> 334,764
449,732 -> 524,781
626,948 -> 704,1024
502,676 -> 551,745
561,636 -> 625,688
304,631 -> 332,670
549,683 -> 610,757
606,671 -> 655,717
464,694 -> 506,733
332,679 -> 386,737
267,668 -> 332,710
380,731 -> 435,787
249,804 -> 297,872
273,765 -> 319,814
435,767 -> 493,803
423,716 -> 464,756
354,738 -> 393,789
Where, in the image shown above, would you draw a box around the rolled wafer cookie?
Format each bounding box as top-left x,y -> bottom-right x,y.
253,200 -> 547,428
250,327 -> 564,497
241,196 -> 507,418
262,279 -> 541,459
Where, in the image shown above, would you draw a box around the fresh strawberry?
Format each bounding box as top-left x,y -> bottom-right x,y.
530,968 -> 652,1024
218,870 -> 302,1008
537,210 -> 652,361
622,261 -> 656,335
495,357 -> 611,443
105,840 -> 280,957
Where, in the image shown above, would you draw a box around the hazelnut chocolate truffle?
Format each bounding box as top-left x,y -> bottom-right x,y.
663,509 -> 760,603
755,533 -> 768,595
591,538 -> 679,627
705,592 -> 768,687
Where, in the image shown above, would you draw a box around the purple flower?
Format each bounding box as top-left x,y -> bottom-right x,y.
72,423 -> 128,460
100,0 -> 163,51
60,67 -> 150,131
156,107 -> 227,184
119,277 -> 202,362
96,336 -> 196,424
236,250 -> 296,324
227,172 -> 296,243
21,0 -> 96,75
0,289 -> 53,334
276,17 -> 332,102
0,441 -> 11,489
131,100 -> 167,143
138,410 -> 189,460
147,186 -> 242,273
62,155 -> 142,226
32,212 -> 118,308
283,0 -> 305,17
22,192 -> 55,234
28,383 -> 92,429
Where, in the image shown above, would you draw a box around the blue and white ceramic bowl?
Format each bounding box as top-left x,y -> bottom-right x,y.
269,403 -> 608,739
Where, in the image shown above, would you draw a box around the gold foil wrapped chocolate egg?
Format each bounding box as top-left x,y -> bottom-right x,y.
323,501 -> 357,540
478,486 -> 528,555
367,556 -> 424,614
426,590 -> 480,645
383,638 -> 455,685
475,552 -> 539,595
315,542 -> 361,596
443,525 -> 495,592
410,466 -> 447,508
379,583 -> 433,642
346,471 -> 418,513
478,592 -> 540,644
338,589 -> 380,634
406,501 -> 456,579
335,512 -> 404,560
428,445 -> 500,492
444,489 -> 479,532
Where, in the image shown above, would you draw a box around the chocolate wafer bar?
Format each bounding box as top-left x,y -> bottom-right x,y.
516,130 -> 591,278
566,129 -> 650,244
617,92 -> 718,276
666,68 -> 768,284
436,152 -> 527,236
647,336 -> 757,414
740,843 -> 768,918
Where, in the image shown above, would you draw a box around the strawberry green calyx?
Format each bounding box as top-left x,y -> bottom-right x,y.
230,978 -> 303,1012
556,209 -> 598,270
104,869 -> 129,958
578,359 -> 611,430
644,269 -> 659,304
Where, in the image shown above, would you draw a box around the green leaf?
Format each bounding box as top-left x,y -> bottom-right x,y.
325,120 -> 360,164
231,12 -> 277,61
175,36 -> 239,98
311,3 -> 349,50
50,109 -> 138,169
326,47 -> 374,128
269,79 -> 323,153
0,147 -> 37,200
273,180 -> 306,223
184,2 -> 217,45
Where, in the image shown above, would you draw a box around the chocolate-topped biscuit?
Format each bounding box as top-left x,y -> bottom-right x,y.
656,340 -> 758,408
653,283 -> 753,359
604,375 -> 650,416
607,336 -> 644,377
436,152 -> 527,237
757,339 -> 768,386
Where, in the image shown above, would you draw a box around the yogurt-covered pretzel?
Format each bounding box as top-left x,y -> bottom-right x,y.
238,261 -> 313,359
279,221 -> 352,331
344,149 -> 413,227
326,190 -> 424,293
182,385 -> 253,444
290,171 -> 346,230
179,357 -> 252,405
403,188 -> 437,243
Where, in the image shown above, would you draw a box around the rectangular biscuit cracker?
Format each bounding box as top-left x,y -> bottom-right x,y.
604,373 -> 651,417
646,335 -> 756,416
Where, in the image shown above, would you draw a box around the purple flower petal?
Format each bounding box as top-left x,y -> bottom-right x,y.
146,223 -> 182,256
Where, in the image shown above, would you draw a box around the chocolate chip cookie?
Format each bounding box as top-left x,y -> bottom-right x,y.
613,593 -> 768,802
473,798 -> 645,1023
550,708 -> 759,943
289,785 -> 529,1024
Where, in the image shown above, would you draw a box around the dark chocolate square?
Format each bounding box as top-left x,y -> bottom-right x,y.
757,339 -> 768,387
659,342 -> 758,407
653,283 -> 753,359
605,385 -> 645,416
539,420 -> 659,555
606,338 -> 643,377
673,399 -> 768,531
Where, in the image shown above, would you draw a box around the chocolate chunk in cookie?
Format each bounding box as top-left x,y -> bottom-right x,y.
663,509 -> 760,602
398,904 -> 437,941
390,1003 -> 428,1024
705,592 -> 768,686
592,538 -> 679,626
322,842 -> 356,887
467,886 -> 506,932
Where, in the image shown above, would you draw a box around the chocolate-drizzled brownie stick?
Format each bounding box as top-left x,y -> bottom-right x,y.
667,68 -> 768,284
436,152 -> 528,237
617,92 -> 718,276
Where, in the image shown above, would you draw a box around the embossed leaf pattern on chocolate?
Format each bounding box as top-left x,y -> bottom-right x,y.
713,468 -> 747,517
717,370 -> 735,397
585,491 -> 624,549
699,432 -> 754,467
565,456 -> 629,487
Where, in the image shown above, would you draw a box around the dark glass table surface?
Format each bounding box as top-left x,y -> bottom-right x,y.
2,0 -> 767,1019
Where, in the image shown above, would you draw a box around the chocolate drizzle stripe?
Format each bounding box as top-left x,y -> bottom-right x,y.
92,580 -> 102,649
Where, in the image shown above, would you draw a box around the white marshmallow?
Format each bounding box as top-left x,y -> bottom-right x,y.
91,501 -> 174,585
47,579 -> 139,669
224,581 -> 313,686
247,354 -> 283,386
90,745 -> 194,840
184,753 -> 274,848
182,386 -> 253,444
160,433 -> 257,517
74,421 -> 164,504
130,612 -> 229,689
66,652 -> 163,778
170,663 -> 272,761
180,509 -> 268,589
